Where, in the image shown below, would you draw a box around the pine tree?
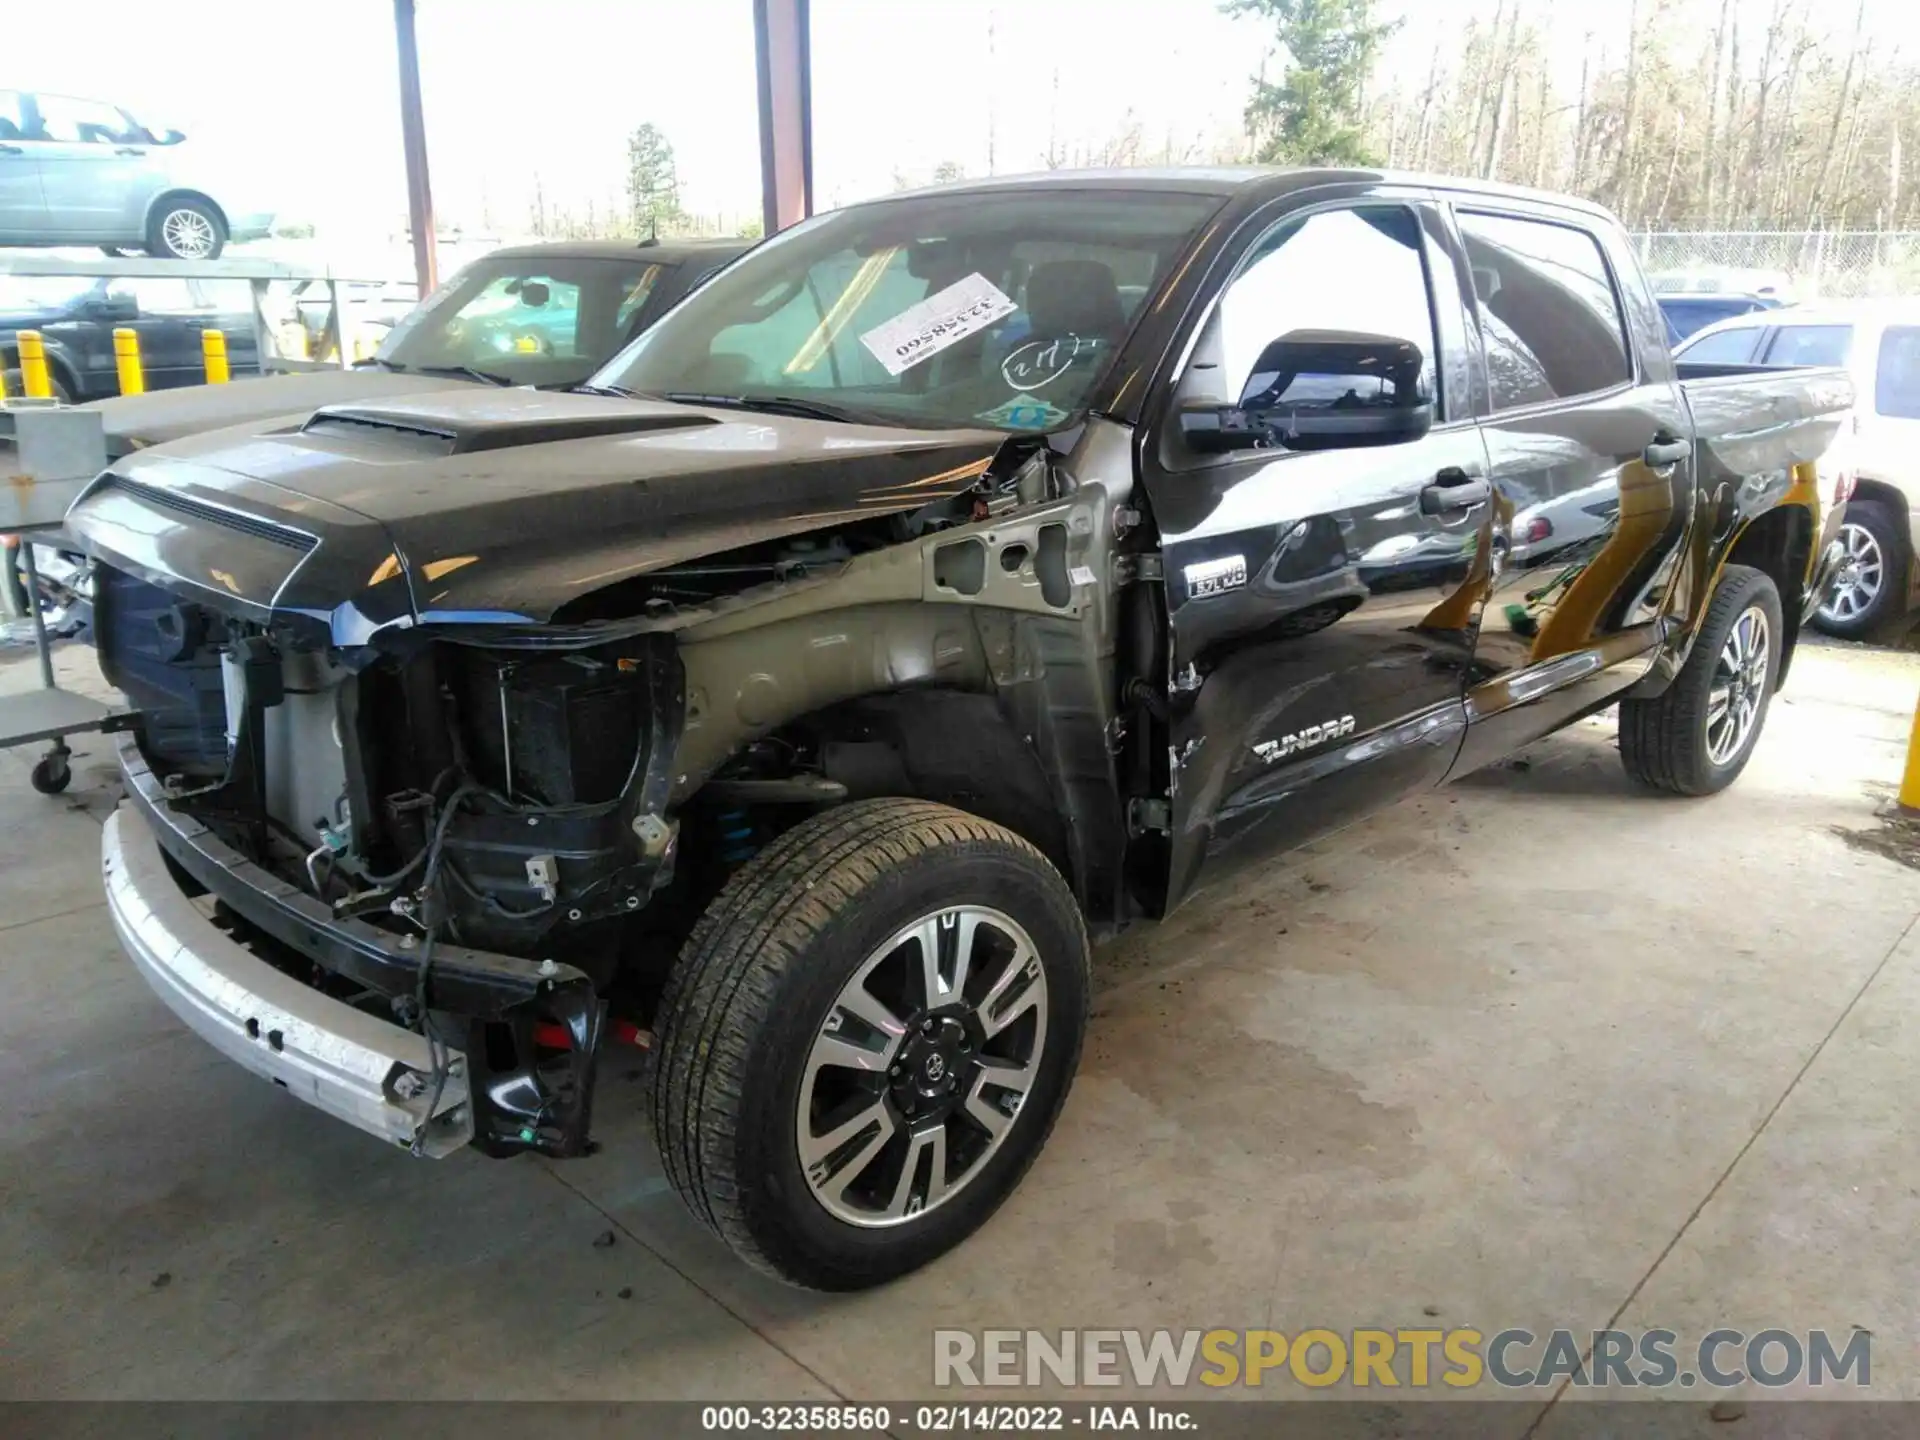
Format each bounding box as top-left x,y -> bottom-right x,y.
1228,0 -> 1398,166
626,123 -> 683,237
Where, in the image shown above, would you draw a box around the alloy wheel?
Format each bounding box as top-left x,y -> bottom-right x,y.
1706,604 -> 1770,766
1816,521 -> 1885,625
797,905 -> 1047,1228
162,208 -> 217,259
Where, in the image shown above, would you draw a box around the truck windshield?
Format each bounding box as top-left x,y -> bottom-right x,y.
375,256 -> 673,385
591,189 -> 1224,432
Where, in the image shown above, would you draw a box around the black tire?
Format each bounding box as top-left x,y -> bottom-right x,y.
145,198 -> 226,260
651,798 -> 1089,1290
3,368 -> 73,405
30,753 -> 71,795
1812,499 -> 1907,641
1620,564 -> 1782,796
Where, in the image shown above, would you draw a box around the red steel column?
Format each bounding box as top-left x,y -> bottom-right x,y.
754,0 -> 814,237
394,0 -> 439,293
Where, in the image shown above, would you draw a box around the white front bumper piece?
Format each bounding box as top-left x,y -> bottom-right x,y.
103,804 -> 473,1156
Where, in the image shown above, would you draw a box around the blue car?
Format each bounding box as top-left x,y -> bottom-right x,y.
1658,292 -> 1784,346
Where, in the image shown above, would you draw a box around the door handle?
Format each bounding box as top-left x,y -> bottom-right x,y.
1643,435 -> 1691,469
1420,468 -> 1491,515
114,146 -> 146,157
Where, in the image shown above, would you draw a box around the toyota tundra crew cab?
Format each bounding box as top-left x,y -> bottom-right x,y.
68,169 -> 1853,1291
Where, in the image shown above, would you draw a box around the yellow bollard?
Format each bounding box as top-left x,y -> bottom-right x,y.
1902,691 -> 1920,816
17,331 -> 54,399
201,328 -> 231,384
112,328 -> 145,395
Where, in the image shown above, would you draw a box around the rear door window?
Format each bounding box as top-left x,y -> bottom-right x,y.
1875,326 -> 1920,420
32,93 -> 139,144
1676,325 -> 1765,365
1761,325 -> 1852,367
1457,211 -> 1632,411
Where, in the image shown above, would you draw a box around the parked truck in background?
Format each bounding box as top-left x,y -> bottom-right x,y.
75,237 -> 752,457
0,273 -> 260,402
70,168 -> 1850,1291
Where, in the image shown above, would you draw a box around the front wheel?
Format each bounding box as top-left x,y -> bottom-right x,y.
2,369 -> 72,404
650,798 -> 1089,1290
146,200 -> 225,260
1620,563 -> 1782,796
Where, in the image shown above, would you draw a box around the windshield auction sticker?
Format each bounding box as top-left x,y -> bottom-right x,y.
860,273 -> 1017,376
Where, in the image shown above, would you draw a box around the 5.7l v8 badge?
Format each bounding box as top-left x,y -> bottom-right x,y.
1184,554 -> 1248,599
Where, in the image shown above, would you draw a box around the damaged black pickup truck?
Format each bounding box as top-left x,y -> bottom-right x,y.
72,169 -> 1852,1290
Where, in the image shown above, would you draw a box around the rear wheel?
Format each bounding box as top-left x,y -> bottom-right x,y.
146,199 -> 225,260
650,798 -> 1089,1290
1620,564 -> 1782,796
1814,500 -> 1905,640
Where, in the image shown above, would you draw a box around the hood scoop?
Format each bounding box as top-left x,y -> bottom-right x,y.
301,403 -> 718,456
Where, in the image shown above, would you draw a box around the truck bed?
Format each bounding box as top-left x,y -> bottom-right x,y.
1677,361 -> 1854,481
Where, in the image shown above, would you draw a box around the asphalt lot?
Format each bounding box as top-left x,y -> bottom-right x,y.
2,634 -> 1916,1430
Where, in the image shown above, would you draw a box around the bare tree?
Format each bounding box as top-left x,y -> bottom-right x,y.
1803,0 -> 1869,228
1351,0 -> 1919,231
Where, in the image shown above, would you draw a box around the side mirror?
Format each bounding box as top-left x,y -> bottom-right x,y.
83,295 -> 139,322
1180,329 -> 1433,454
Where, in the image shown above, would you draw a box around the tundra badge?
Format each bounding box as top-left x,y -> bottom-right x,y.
1184,554 -> 1248,598
1253,714 -> 1356,763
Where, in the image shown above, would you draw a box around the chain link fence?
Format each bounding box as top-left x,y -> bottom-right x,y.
1632,230 -> 1920,300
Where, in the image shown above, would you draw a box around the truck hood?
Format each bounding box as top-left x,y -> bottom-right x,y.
80,370 -> 489,453
65,387 -> 1004,643
0,308 -> 65,331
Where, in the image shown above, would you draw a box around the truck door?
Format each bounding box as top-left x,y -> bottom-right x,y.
1442,205 -> 1690,777
107,278 -> 219,388
1138,194 -> 1492,912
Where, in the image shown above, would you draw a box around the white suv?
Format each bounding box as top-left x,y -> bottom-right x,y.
1677,300 -> 1920,639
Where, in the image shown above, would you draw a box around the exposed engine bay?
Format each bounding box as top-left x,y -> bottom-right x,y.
89,429 -> 1126,1160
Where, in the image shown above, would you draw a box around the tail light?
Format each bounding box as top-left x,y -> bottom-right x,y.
1833,470 -> 1856,505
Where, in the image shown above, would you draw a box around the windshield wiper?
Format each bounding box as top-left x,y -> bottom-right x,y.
660,392 -> 861,423
411,363 -> 515,387
574,382 -> 641,398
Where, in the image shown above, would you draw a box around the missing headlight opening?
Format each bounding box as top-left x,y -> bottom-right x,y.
85,429 -> 1093,1170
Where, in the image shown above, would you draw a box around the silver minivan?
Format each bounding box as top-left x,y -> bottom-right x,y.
0,89 -> 273,259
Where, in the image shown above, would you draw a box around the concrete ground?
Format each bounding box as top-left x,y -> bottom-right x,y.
2,633 -> 1917,1430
